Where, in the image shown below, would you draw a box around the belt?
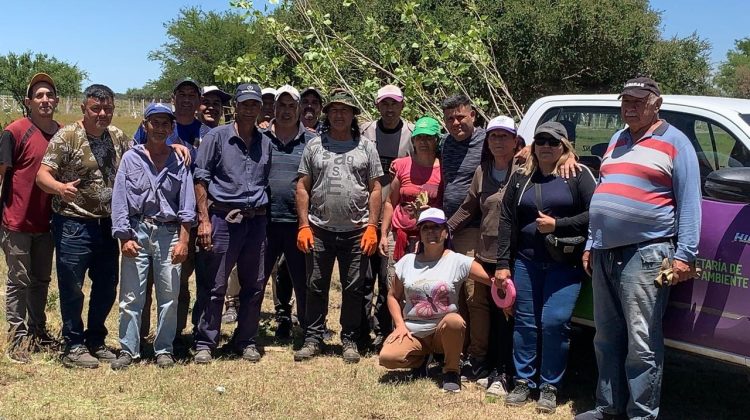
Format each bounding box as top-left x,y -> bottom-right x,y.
61,215 -> 111,225
141,216 -> 180,226
639,236 -> 675,247
210,204 -> 267,224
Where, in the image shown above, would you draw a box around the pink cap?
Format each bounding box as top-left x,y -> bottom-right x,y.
376,84 -> 403,103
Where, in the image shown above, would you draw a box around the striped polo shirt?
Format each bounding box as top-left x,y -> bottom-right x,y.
441,127 -> 486,222
587,121 -> 701,262
265,122 -> 314,223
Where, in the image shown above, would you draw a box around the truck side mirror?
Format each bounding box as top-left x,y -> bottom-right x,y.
705,167 -> 750,203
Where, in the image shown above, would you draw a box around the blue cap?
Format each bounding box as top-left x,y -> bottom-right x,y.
144,102 -> 175,119
234,83 -> 262,103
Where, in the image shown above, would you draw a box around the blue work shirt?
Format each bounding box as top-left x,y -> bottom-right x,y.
111,145 -> 197,240
194,123 -> 271,209
264,121 -> 314,223
134,118 -> 210,163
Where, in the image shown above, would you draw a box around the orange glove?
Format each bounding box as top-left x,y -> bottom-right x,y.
360,224 -> 378,256
297,226 -> 314,253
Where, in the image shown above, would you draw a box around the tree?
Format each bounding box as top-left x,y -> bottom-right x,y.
716,38 -> 750,99
222,0 -> 713,121
147,7 -> 262,94
0,51 -> 87,116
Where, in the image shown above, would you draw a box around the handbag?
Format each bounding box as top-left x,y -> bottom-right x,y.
534,182 -> 586,265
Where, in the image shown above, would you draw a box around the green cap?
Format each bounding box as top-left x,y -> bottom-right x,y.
323,88 -> 361,115
411,116 -> 441,137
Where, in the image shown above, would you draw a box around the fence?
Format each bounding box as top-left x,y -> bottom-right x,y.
0,95 -> 169,118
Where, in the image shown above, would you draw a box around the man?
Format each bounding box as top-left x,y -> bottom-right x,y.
36,84 -> 130,368
440,93 -> 491,380
258,85 -> 314,338
137,78 -> 209,345
192,83 -> 272,364
294,89 -> 383,363
259,87 -> 277,126
576,77 -> 701,420
359,84 -> 414,349
110,103 -> 195,370
198,85 -> 231,128
0,73 -> 61,363
299,87 -> 324,132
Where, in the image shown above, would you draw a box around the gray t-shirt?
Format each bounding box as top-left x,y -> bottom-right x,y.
394,251 -> 474,338
298,133 -> 384,232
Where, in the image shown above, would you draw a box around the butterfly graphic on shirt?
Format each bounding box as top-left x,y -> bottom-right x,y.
410,282 -> 452,318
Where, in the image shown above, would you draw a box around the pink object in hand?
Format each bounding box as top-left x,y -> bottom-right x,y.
491,279 -> 516,309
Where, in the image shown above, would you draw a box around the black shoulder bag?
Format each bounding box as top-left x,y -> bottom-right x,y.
534,181 -> 586,265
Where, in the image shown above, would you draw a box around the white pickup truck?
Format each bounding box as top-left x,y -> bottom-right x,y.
517,94 -> 750,367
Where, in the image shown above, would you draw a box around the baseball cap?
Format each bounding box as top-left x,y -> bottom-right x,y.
411,116 -> 441,137
619,76 -> 661,99
235,83 -> 263,103
300,87 -> 323,102
261,87 -> 277,98
417,207 -> 447,225
486,115 -> 516,135
323,89 -> 361,115
275,85 -> 300,102
144,102 -> 175,119
376,84 -> 403,104
201,85 -> 231,102
26,73 -> 56,98
534,121 -> 569,141
173,77 -> 201,94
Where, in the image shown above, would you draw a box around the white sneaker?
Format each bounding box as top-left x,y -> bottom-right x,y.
486,375 -> 509,397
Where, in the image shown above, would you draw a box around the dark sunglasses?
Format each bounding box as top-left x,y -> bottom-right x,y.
533,136 -> 562,147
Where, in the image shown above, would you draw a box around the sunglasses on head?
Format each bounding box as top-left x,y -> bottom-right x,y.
533,136 -> 562,147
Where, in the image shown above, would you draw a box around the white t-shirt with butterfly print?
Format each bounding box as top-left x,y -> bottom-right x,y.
394,251 -> 474,338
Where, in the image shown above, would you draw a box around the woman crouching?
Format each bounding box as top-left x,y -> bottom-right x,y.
379,208 -> 501,392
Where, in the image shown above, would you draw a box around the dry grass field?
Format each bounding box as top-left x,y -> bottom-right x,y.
1,112 -> 749,419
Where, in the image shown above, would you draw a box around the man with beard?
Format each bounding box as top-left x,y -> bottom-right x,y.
1,73 -> 62,362
36,84 -> 130,368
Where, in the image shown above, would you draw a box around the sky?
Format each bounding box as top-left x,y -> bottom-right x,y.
2,0 -> 749,93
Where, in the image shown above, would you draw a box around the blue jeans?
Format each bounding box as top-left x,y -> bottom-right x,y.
118,220 -> 181,357
194,213 -> 267,350
592,241 -> 673,420
512,257 -> 582,389
52,214 -> 119,349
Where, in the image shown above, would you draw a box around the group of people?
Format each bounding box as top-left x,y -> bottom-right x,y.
1,72 -> 700,419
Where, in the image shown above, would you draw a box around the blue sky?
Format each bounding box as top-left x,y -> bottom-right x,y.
2,0 -> 748,93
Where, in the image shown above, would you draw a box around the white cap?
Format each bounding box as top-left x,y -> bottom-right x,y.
261,87 -> 277,98
417,207 -> 447,225
275,85 -> 300,102
376,84 -> 403,103
486,115 -> 516,134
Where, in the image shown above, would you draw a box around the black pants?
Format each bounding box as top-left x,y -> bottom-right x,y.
361,230 -> 392,339
304,226 -> 366,344
481,261 -> 515,376
266,223 -> 307,327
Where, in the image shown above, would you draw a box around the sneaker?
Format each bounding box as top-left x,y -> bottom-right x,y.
409,354 -> 433,379
156,353 -> 175,368
487,374 -> 509,398
460,355 -> 489,381
61,346 -> 99,369
537,383 -> 557,414
89,345 -> 117,363
442,371 -> 462,392
275,319 -> 292,340
574,409 -> 628,420
222,306 -> 238,324
194,349 -> 213,364
505,379 -> 531,407
241,345 -> 262,362
111,352 -> 134,370
294,341 -> 321,362
341,340 -> 360,363
31,330 -> 62,352
7,339 -> 32,364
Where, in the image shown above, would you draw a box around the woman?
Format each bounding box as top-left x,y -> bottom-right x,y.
495,121 -> 596,413
447,115 -> 522,394
379,116 -> 443,263
379,208 -> 500,393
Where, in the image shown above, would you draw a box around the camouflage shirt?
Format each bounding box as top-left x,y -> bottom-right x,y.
41,122 -> 131,218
